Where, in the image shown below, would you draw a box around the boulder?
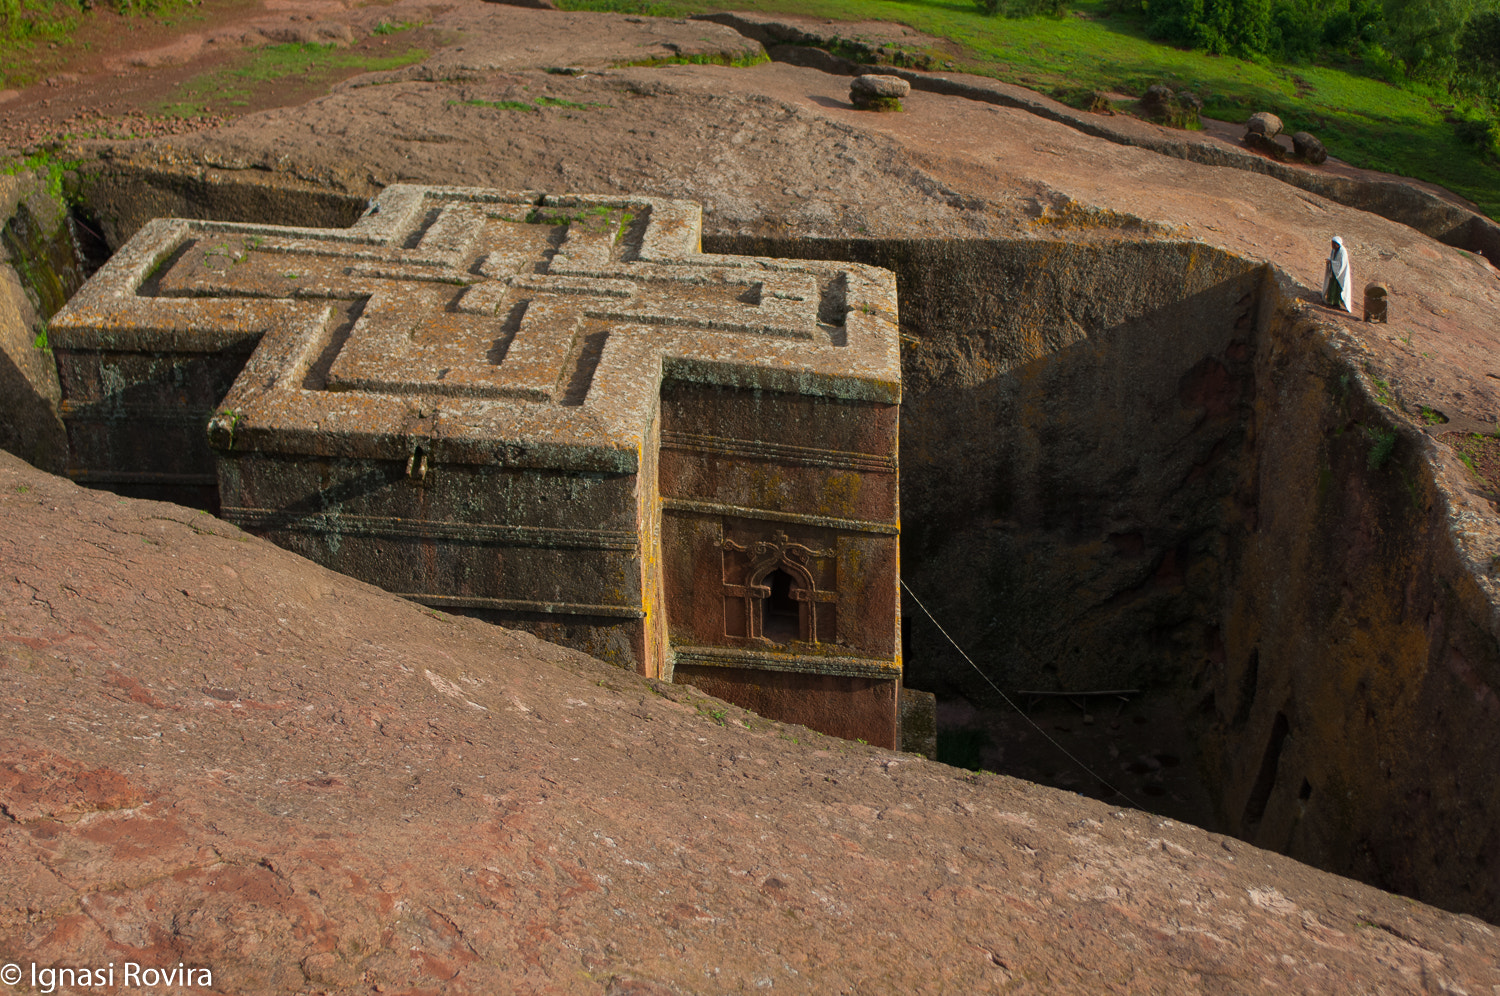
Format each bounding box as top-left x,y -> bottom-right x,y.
1141,83 -> 1175,115
1292,130 -> 1328,164
1244,112 -> 1287,158
1140,85 -> 1201,128
1086,89 -> 1115,114
850,73 -> 910,111
1245,131 -> 1287,159
1246,111 -> 1283,137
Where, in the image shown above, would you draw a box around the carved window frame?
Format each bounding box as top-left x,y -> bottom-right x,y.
722,531 -> 836,646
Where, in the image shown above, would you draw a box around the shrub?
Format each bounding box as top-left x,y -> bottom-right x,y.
1379,0 -> 1480,82
1452,103 -> 1500,157
1268,0 -> 1385,57
973,0 -> 1068,16
1367,427 -> 1398,470
1320,0 -> 1387,47
1148,0 -> 1273,57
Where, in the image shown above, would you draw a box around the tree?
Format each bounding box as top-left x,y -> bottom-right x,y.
1455,7 -> 1500,97
1148,0 -> 1273,57
1381,0 -> 1487,79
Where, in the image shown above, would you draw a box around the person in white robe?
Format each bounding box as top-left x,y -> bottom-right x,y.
1324,236 -> 1353,312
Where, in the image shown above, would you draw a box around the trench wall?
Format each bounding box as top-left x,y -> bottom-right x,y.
713,232 -> 1500,921
1203,291 -> 1500,918
76,167 -> 367,251
0,176 -> 72,474
709,235 -> 1264,695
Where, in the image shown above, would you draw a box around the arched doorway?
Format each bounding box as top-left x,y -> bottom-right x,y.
761,568 -> 802,644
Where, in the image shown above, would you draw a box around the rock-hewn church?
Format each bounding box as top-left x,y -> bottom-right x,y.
48,184 -> 910,746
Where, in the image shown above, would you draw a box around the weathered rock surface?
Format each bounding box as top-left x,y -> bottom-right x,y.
850,73 -> 910,98
1246,111 -> 1283,137
1245,129 -> 1288,159
657,14 -> 1498,257
1141,82 -> 1175,114
1293,130 -> 1328,163
5,448 -> 1500,993
1136,83 -> 1201,126
0,176 -> 68,474
690,9 -> 953,70
849,72 -> 909,110
4,0 -> 1500,944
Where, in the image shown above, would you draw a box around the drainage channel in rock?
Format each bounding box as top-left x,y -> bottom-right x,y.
5,169 -> 1500,924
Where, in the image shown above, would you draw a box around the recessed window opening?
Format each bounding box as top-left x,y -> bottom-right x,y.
763,569 -> 801,643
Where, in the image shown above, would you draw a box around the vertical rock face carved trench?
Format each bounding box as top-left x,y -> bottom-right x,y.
711,233 -> 1500,924
6,179 -> 1500,922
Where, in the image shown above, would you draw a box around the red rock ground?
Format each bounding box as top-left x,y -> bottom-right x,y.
6,450 -> 1500,993
5,4 -> 1500,990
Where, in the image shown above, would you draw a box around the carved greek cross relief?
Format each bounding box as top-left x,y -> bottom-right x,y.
720,531 -> 837,646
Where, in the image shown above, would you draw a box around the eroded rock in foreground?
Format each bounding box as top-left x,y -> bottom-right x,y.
2,449 -> 1498,994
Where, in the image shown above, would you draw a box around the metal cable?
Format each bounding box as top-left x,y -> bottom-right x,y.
900,578 -> 1143,811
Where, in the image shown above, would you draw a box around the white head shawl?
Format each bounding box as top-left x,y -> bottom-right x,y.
1324,236 -> 1352,313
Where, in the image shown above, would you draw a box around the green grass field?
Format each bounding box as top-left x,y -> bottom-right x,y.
561,0 -> 1500,220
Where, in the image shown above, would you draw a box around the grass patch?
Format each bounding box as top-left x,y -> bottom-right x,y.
559,0 -> 1499,219
451,98 -> 535,112
1366,426 -> 1397,470
1053,86 -> 1119,113
1,148 -> 80,203
1373,377 -> 1395,407
535,95 -> 606,109
157,41 -> 428,115
1,0 -> 83,50
526,204 -> 632,236
371,17 -> 424,35
613,49 -> 771,68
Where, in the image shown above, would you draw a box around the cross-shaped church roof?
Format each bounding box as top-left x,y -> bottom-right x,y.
50,185 -> 901,473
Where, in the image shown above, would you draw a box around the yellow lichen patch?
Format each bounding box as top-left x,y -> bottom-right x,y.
817,472 -> 862,520
1031,199 -> 1170,235
747,463 -> 789,511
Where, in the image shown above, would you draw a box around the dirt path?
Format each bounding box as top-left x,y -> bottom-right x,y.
0,0 -> 456,152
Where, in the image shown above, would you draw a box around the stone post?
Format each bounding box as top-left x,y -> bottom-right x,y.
1364,283 -> 1389,323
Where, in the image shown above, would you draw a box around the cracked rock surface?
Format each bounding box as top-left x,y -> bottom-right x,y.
4,449 -> 1500,993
